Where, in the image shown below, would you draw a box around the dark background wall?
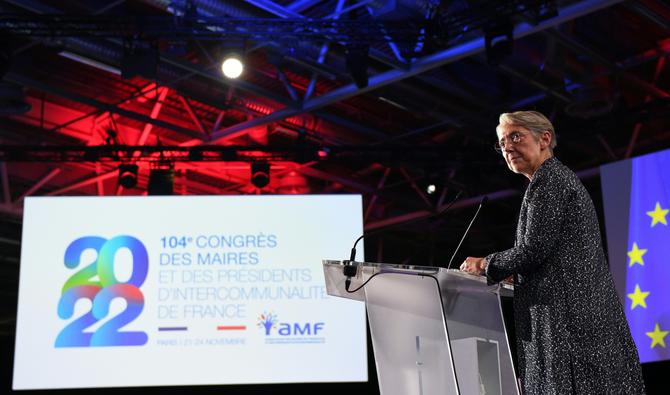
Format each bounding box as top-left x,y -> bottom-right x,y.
1,175 -> 668,395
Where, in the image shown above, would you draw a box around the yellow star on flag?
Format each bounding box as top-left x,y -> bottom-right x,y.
647,202 -> 669,227
628,243 -> 647,267
627,284 -> 650,309
646,323 -> 669,348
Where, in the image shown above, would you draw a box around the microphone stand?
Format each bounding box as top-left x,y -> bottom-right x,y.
344,191 -> 464,290
446,196 -> 488,270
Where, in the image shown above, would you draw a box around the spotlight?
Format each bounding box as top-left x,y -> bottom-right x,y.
317,147 -> 330,158
529,1 -> 558,24
564,81 -> 614,119
221,55 -> 244,79
121,40 -> 158,79
0,82 -> 31,116
423,167 -> 445,198
188,148 -> 203,161
345,43 -> 369,89
148,167 -> 174,195
484,20 -> 514,65
0,33 -> 14,79
250,162 -> 270,189
118,164 -> 138,189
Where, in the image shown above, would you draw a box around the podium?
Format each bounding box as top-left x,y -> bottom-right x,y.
323,260 -> 519,395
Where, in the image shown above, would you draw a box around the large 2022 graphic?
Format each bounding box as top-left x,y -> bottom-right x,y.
55,236 -> 149,347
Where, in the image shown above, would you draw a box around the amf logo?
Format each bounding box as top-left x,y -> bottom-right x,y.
257,311 -> 325,343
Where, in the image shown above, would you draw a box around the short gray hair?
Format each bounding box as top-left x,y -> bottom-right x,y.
499,111 -> 557,150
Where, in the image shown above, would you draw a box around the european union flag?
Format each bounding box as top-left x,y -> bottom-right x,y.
625,149 -> 670,363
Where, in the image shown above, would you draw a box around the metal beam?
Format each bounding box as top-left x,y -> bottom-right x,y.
617,38 -> 670,70
0,203 -> 22,217
148,1 -> 391,140
287,0 -> 322,13
6,73 -> 205,140
597,135 -> 618,160
0,162 -> 10,204
229,0 -> 406,92
210,0 -> 625,142
137,87 -> 170,146
548,28 -> 670,99
364,166 -> 603,231
276,68 -> 300,102
95,162 -> 106,196
625,1 -> 670,30
7,0 -> 389,142
160,56 -> 295,106
157,53 -> 391,140
178,96 -> 207,135
304,42 -> 330,101
14,168 -> 61,203
243,0 -> 305,18
398,167 -> 433,209
305,0 -> 624,109
365,167 -> 391,222
366,5 -> 406,63
296,166 -> 376,194
41,162 -> 248,197
46,170 -> 117,196
325,0 -> 376,18
304,0 -> 344,101
625,56 -> 666,158
497,64 -> 572,103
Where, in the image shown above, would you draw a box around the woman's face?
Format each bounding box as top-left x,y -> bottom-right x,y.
496,123 -> 551,179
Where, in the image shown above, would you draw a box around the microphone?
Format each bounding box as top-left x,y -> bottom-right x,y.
343,190 -> 463,290
446,195 -> 488,270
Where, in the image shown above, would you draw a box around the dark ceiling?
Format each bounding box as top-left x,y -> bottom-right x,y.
1,0 -> 670,349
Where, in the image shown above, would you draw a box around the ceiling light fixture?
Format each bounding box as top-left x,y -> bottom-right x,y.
118,164 -> 139,189
221,55 -> 244,79
250,162 -> 270,189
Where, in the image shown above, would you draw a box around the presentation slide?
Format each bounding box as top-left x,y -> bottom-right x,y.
13,195 -> 367,390
601,148 -> 670,364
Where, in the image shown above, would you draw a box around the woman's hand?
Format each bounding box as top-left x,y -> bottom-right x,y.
460,256 -> 487,275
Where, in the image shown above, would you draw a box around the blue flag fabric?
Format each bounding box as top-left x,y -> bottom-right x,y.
626,150 -> 670,363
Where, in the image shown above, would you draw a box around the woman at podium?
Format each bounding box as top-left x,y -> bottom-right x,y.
460,111 -> 645,394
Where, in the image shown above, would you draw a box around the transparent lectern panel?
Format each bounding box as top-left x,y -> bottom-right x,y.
438,270 -> 519,395
322,260 -> 373,301
322,261 -> 518,395
322,260 -> 443,301
364,272 -> 458,395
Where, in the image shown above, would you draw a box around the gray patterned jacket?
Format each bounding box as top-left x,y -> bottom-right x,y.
486,157 -> 645,395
